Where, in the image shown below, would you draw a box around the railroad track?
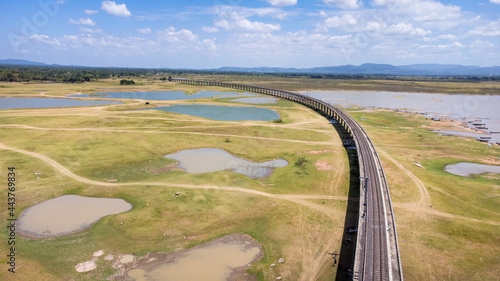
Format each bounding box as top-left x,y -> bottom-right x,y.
173,78 -> 403,281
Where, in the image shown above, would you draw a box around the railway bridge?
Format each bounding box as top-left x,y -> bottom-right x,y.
172,78 -> 403,281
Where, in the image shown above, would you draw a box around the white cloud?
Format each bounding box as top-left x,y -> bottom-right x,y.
322,0 -> 362,9
157,27 -> 198,43
418,41 -> 465,54
30,34 -> 62,47
101,1 -> 131,17
437,34 -> 456,40
202,26 -> 219,33
468,19 -> 500,37
137,28 -> 151,34
79,28 -> 103,34
208,6 -> 290,20
325,14 -> 357,28
470,40 -> 494,52
490,0 -> 500,4
366,21 -> 384,32
68,17 -> 96,26
372,0 -> 461,22
214,12 -> 281,32
84,9 -> 98,15
202,39 -> 217,51
266,0 -> 297,6
385,23 -> 431,36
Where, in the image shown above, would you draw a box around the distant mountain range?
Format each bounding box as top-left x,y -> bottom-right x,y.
213,63 -> 500,76
1,59 -> 499,76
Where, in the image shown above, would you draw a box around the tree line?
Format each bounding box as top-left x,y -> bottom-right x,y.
0,65 -> 497,83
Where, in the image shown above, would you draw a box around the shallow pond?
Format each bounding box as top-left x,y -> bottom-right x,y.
308,91 -> 500,143
0,97 -> 121,110
231,97 -> 277,104
127,234 -> 262,281
18,195 -> 132,238
164,148 -> 288,178
445,162 -> 500,177
143,104 -> 280,121
68,91 -> 255,101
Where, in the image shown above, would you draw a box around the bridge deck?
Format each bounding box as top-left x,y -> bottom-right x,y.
172,78 -> 403,281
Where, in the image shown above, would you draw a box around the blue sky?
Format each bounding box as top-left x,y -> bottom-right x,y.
1,0 -> 500,68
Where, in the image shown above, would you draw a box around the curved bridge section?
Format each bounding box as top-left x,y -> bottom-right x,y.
172,78 -> 403,281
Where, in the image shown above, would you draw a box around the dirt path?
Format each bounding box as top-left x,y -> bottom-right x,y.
378,149 -> 431,206
0,142 -> 345,203
0,125 -> 332,145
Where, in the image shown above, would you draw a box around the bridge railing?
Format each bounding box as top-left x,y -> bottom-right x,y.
171,78 -> 403,280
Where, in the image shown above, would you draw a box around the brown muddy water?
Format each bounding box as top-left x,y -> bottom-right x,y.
165,148 -> 288,179
18,195 -> 132,238
124,234 -> 263,281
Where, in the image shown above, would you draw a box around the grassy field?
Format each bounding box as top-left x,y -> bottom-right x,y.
1,77 -> 499,280
0,79 -> 350,281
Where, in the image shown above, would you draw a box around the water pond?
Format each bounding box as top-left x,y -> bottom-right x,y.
68,91 -> 255,101
445,162 -> 500,177
164,148 -> 288,178
127,234 -> 262,281
18,195 -> 132,238
143,104 -> 280,121
0,97 -> 121,110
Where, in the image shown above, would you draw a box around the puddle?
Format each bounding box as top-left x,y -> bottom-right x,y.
445,162 -> 500,177
126,234 -> 262,281
69,91 -> 255,101
0,97 -> 121,110
164,148 -> 288,178
18,195 -> 132,238
231,97 -> 277,104
143,104 -> 280,121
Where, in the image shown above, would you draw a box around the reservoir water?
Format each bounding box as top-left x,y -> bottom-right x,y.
143,104 -> 280,121
0,97 -> 121,110
308,91 -> 500,143
18,195 -> 132,238
164,148 -> 288,178
68,91 -> 255,101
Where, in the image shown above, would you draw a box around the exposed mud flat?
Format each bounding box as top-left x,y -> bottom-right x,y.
18,195 -> 132,238
119,233 -> 263,281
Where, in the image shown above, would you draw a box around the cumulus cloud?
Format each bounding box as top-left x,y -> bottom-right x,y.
30,34 -> 62,47
84,9 -> 98,15
68,17 -> 96,26
208,6 -> 289,20
325,14 -> 357,28
202,26 -> 219,33
214,12 -> 281,32
385,23 -> 431,36
266,0 -> 297,6
157,27 -> 198,43
79,28 -> 103,34
137,28 -> 151,34
322,0 -> 362,9
101,1 -> 131,17
372,0 -> 461,22
468,19 -> 500,37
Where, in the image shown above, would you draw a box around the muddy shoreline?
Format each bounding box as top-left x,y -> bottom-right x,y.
114,233 -> 263,281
